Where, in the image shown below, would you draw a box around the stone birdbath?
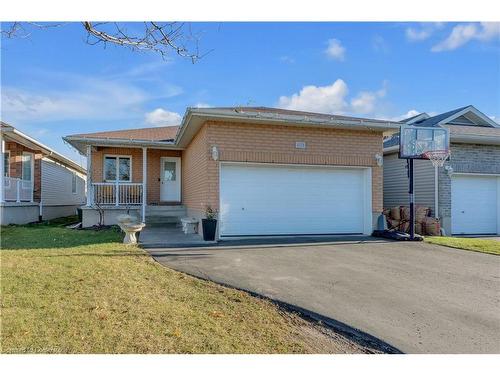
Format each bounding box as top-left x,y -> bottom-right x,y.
116,214 -> 145,245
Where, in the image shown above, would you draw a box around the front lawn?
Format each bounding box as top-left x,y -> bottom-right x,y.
0,221 -> 362,354
426,236 -> 500,255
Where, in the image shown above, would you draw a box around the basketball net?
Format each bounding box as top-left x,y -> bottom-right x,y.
422,150 -> 450,168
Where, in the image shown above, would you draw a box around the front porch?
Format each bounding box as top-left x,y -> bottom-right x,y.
84,144 -> 183,224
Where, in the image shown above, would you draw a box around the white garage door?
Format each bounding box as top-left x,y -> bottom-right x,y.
219,163 -> 371,237
451,175 -> 500,235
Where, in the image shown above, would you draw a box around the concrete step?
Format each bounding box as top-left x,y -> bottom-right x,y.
146,205 -> 185,212
145,215 -> 182,224
146,206 -> 186,217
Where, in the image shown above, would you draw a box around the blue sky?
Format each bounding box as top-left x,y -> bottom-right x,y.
1,22 -> 499,165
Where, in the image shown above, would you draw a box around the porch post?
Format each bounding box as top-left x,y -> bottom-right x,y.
31,158 -> 34,202
16,179 -> 20,202
0,131 -> 4,203
115,179 -> 119,207
142,147 -> 147,223
86,145 -> 93,207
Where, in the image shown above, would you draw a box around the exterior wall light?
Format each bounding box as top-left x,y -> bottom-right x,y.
211,146 -> 219,161
444,165 -> 454,177
375,153 -> 383,167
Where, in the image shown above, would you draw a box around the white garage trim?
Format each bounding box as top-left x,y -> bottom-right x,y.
451,173 -> 500,235
218,162 -> 372,238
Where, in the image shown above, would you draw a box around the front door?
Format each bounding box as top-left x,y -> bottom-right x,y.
160,157 -> 181,202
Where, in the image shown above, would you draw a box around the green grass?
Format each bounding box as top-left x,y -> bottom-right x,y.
426,236 -> 500,255
0,221 -> 358,354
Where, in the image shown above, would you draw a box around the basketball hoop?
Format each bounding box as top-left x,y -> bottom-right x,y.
398,124 -> 450,240
422,150 -> 449,168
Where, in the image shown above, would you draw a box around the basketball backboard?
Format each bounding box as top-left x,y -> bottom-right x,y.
399,124 -> 450,159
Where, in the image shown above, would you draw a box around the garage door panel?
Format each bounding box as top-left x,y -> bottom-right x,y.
451,175 -> 499,235
220,164 -> 368,236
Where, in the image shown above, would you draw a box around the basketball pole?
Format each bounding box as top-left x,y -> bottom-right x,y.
409,159 -> 415,240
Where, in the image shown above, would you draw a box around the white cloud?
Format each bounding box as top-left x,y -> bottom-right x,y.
350,92 -> 378,114
388,109 -> 421,122
277,79 -> 389,116
2,80 -> 147,122
350,82 -> 387,115
432,22 -> 500,52
324,39 -> 346,61
0,66 -> 185,123
193,102 -> 211,108
406,23 -> 444,42
372,35 -> 389,53
277,79 -> 349,114
279,56 -> 295,64
144,108 -> 182,126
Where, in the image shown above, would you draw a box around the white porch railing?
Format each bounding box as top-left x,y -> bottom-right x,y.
3,177 -> 34,202
92,182 -> 143,206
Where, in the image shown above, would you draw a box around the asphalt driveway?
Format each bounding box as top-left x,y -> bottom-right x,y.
147,240 -> 500,353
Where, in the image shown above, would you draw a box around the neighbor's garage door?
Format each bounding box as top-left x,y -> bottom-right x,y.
451,175 -> 500,235
219,163 -> 370,236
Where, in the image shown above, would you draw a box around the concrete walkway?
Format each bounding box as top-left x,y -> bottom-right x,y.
139,224 -> 215,248
147,240 -> 500,354
139,222 -> 380,248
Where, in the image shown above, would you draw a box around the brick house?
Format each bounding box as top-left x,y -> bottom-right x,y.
64,107 -> 400,238
383,105 -> 500,235
1,122 -> 87,224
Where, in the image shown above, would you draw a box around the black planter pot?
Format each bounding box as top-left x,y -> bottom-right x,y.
202,219 -> 217,241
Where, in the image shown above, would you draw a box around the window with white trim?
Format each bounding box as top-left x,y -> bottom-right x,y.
72,172 -> 77,194
3,151 -> 9,177
22,153 -> 33,181
104,156 -> 131,182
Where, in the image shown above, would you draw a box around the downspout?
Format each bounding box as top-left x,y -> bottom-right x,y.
39,194 -> 43,221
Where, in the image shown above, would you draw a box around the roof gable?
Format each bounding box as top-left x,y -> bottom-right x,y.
414,105 -> 498,128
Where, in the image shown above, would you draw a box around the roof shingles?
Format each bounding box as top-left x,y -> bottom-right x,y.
70,126 -> 179,142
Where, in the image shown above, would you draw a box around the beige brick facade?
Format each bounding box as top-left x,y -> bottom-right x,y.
146,149 -> 182,204
181,121 -> 384,218
4,141 -> 43,202
181,125 -> 209,215
89,121 -> 384,219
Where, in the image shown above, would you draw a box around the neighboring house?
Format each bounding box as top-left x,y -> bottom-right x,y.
383,105 -> 500,236
0,122 -> 87,225
63,107 -> 401,238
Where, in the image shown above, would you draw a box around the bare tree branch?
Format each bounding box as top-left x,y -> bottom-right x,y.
1,22 -> 210,63
1,22 -> 65,39
82,21 -> 204,63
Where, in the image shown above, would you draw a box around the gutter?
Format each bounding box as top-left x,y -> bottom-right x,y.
190,108 -> 401,129
176,108 -> 401,146
450,134 -> 500,145
63,136 -> 183,150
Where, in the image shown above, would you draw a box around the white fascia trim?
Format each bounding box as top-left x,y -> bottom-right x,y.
64,136 -> 183,154
450,134 -> 500,145
439,106 -> 499,128
176,109 -> 401,146
452,172 -> 500,177
383,145 -> 399,154
190,108 -> 402,129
